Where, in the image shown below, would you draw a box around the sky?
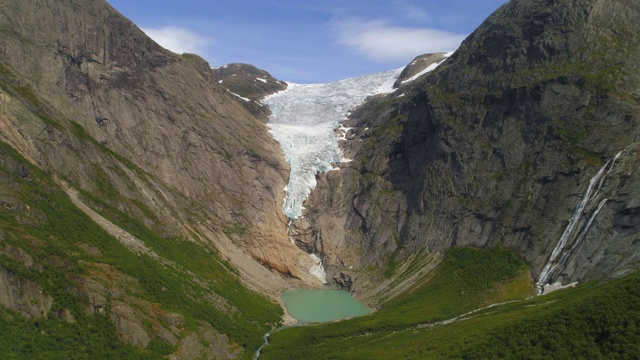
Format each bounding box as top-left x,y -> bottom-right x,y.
106,0 -> 508,84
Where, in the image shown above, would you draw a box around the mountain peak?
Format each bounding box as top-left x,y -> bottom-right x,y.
213,63 -> 287,121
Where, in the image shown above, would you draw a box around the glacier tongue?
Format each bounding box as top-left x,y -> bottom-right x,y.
264,68 -> 403,220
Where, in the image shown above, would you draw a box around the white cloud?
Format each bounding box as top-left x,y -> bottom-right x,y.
334,19 -> 466,62
141,26 -> 214,55
399,3 -> 431,22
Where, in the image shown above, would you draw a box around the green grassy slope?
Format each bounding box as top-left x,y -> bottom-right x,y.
0,141 -> 281,359
262,246 -> 533,359
262,247 -> 640,359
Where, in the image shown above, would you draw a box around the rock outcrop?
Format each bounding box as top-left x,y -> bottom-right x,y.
0,267 -> 53,318
294,0 -> 640,297
0,0 -> 319,285
0,0 -> 318,357
213,63 -> 287,121
393,52 -> 449,88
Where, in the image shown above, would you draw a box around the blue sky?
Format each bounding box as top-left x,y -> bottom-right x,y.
106,0 -> 507,83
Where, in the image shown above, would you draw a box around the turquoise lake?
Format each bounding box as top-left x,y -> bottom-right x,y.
281,289 -> 371,323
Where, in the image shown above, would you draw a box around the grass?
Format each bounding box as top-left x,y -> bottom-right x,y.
0,141 -> 281,359
413,273 -> 640,359
262,246 -> 640,359
261,245 -> 533,359
73,182 -> 283,355
381,245 -> 531,322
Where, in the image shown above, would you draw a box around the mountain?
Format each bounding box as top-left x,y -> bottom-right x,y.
0,0 -> 318,358
260,0 -> 640,357
392,52 -> 449,88
292,0 -> 640,301
2,0 -> 640,358
213,63 -> 287,121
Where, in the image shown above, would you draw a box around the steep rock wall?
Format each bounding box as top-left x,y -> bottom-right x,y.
0,0 -> 317,284
294,0 -> 640,296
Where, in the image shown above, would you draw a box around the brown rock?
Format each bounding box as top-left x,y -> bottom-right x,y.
0,0 -> 314,288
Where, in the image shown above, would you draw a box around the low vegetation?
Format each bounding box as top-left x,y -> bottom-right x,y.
0,310 -> 161,360
0,141 -> 281,359
262,244 -> 640,359
261,245 -> 533,359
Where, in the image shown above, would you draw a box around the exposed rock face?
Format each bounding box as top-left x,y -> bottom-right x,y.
0,0 -> 318,284
0,0 -> 318,357
554,144 -> 640,282
393,53 -> 449,88
0,267 -> 53,318
170,323 -> 241,360
213,63 -> 287,121
294,0 -> 640,297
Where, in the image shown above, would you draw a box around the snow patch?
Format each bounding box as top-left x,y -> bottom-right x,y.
401,62 -> 439,84
229,91 -> 250,102
374,67 -> 404,94
400,53 -> 452,84
256,77 -> 267,83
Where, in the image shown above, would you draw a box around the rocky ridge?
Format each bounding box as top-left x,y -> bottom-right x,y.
0,0 -> 318,357
393,52 -> 449,88
213,63 -> 287,121
292,0 -> 640,299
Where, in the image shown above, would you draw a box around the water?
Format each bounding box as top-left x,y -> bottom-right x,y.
254,289 -> 370,359
282,289 -> 371,323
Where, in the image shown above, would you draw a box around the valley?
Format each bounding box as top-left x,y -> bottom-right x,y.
1,0 -> 639,359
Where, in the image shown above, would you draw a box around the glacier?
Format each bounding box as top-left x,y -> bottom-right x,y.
264,68 -> 403,220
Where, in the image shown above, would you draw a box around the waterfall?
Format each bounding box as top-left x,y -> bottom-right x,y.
549,198 -> 608,279
537,150 -> 623,291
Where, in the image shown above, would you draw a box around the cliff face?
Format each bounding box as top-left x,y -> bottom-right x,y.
294,0 -> 640,298
0,0 -> 320,283
0,0 -> 317,357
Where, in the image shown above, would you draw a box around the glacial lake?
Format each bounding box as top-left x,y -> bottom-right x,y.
282,289 -> 371,323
